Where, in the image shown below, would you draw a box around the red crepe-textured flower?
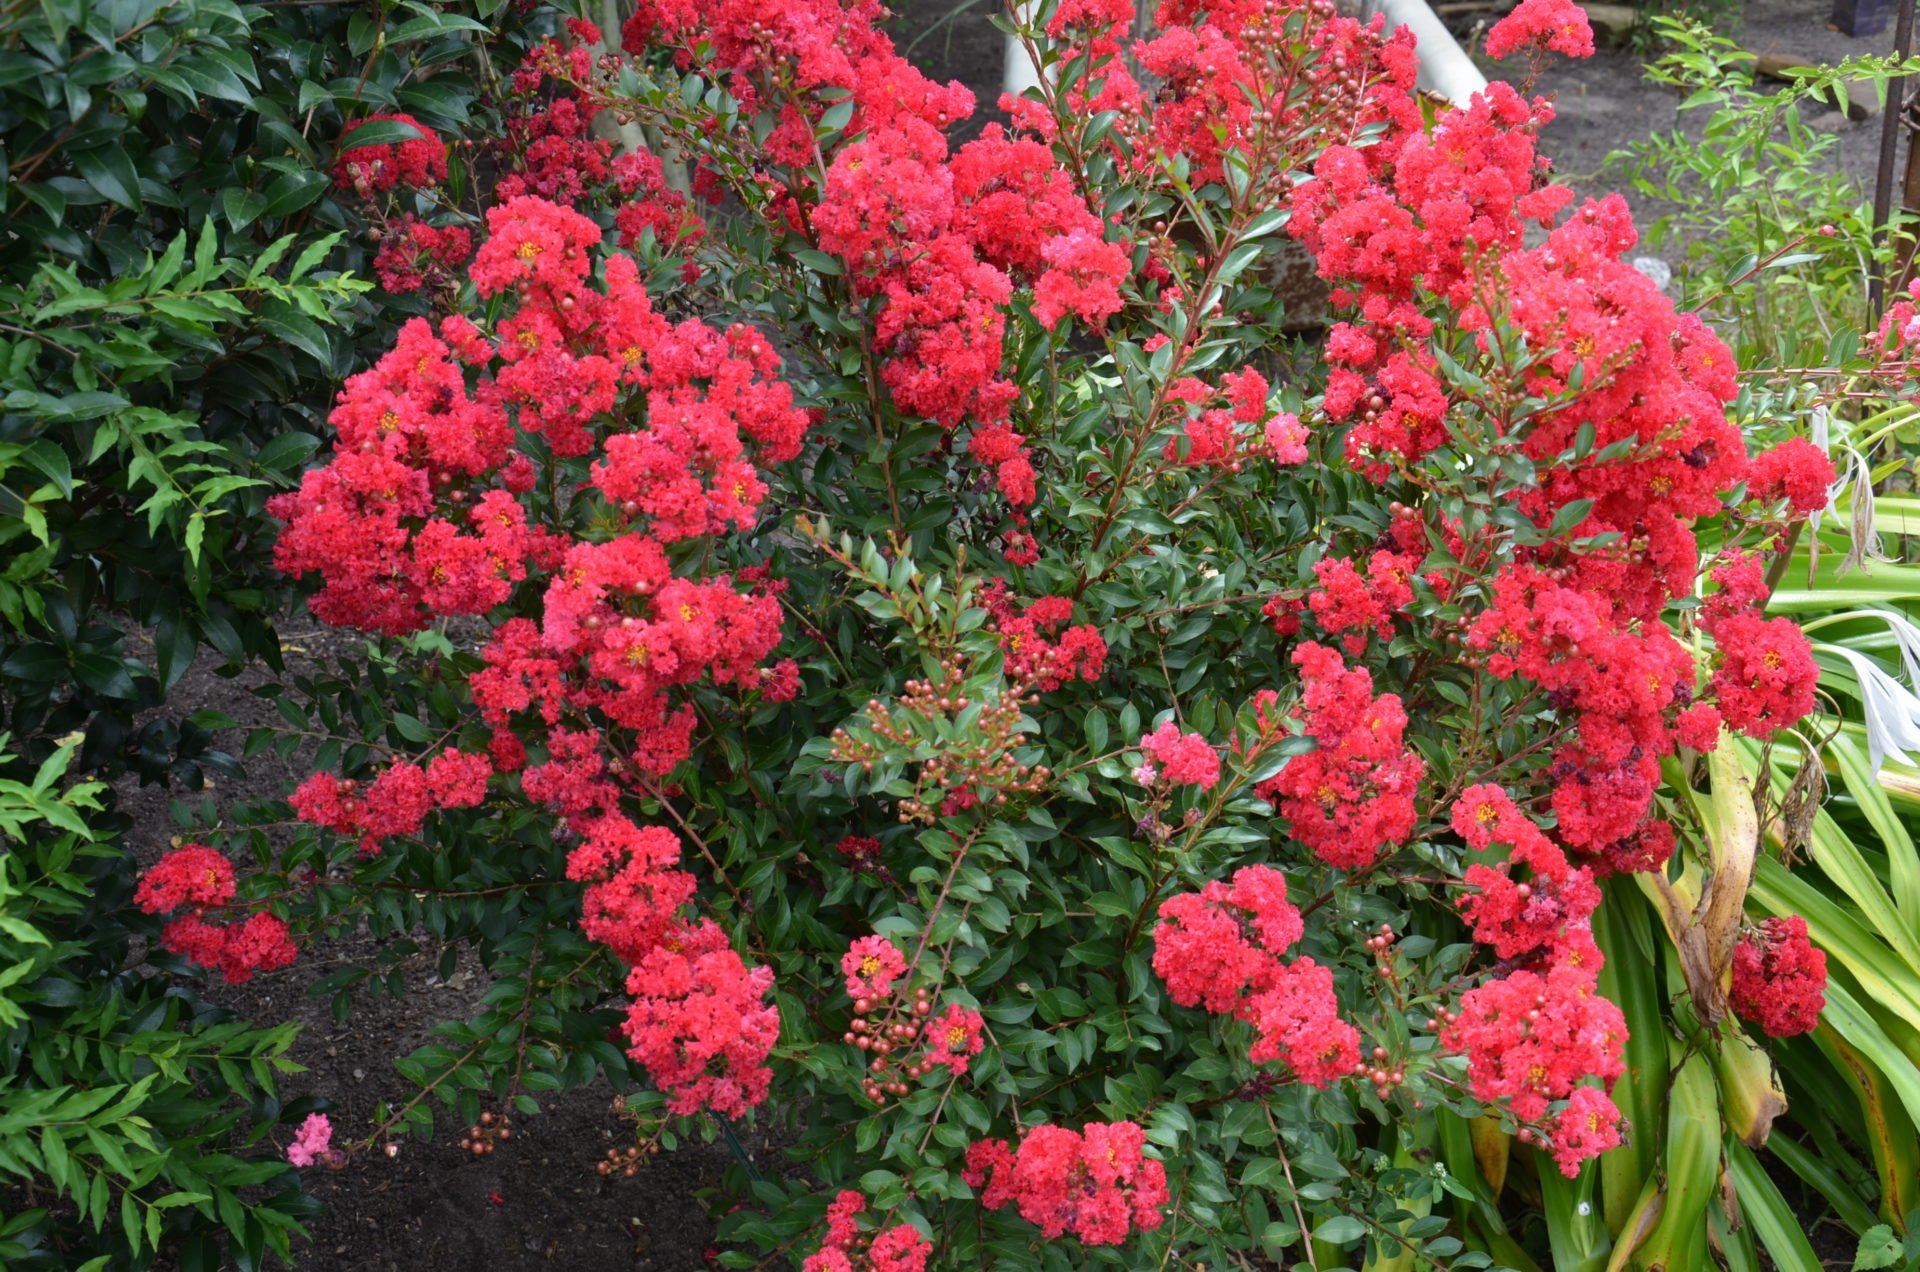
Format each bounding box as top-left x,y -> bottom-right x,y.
867,1227 -> 933,1272
805,1192 -> 932,1272
1152,865 -> 1303,1013
161,911 -> 298,985
1260,642 -> 1424,870
1244,956 -> 1362,1086
843,934 -> 909,999
1708,613 -> 1819,739
1442,962 -> 1627,1122
980,582 -> 1108,692
1484,0 -> 1595,60
1548,1086 -> 1623,1177
1746,438 -> 1836,516
1032,227 -> 1129,330
1307,550 -> 1417,655
335,113 -> 448,192
925,1003 -> 985,1074
1454,794 -> 1601,964
1266,412 -> 1310,464
567,815 -> 696,964
622,919 -> 778,1117
963,1122 -> 1169,1245
135,844 -> 235,914
470,195 -> 603,296
1729,916 -> 1827,1037
1138,722 -> 1221,790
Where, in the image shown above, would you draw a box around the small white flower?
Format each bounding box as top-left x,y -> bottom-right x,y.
1577,1201 -> 1592,1217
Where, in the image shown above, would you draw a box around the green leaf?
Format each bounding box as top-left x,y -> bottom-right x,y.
72,147 -> 142,211
1853,1225 -> 1904,1271
1315,1215 -> 1368,1244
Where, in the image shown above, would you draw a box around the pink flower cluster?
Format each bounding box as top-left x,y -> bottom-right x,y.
1136,722 -> 1221,790
286,1113 -> 334,1168
963,1121 -> 1169,1245
135,845 -> 297,985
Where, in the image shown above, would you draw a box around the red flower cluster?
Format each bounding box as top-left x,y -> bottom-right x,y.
563,814 -> 777,1114
963,1121 -> 1170,1245
290,751 -> 493,855
373,217 -> 473,295
978,582 -> 1109,692
1152,865 -> 1360,1085
1160,369 -> 1285,469
1483,0 -> 1595,61
1549,1086 -> 1623,1177
1137,722 -> 1221,790
1440,963 -> 1626,1173
277,196 -> 808,789
1306,549 -> 1417,656
1452,785 -> 1602,967
136,846 -> 297,985
1729,916 -> 1828,1038
1746,439 -> 1836,516
623,918 -> 778,1117
622,0 -> 1130,513
924,1002 -> 986,1075
334,113 -> 449,193
803,1191 -> 932,1272
276,191 -> 804,1115
1258,642 -> 1423,870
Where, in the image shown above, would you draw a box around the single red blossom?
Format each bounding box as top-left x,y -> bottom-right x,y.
1746,438 -> 1836,516
925,1003 -> 986,1074
843,934 -> 909,1000
335,113 -> 448,192
1708,614 -> 1819,739
135,844 -> 235,915
1548,1086 -> 1623,1177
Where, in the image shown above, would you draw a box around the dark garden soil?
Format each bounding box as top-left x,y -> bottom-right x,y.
109,4 -> 1894,1268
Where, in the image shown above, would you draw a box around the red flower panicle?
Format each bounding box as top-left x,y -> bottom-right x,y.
963,1121 -> 1170,1245
137,846 -> 295,984
1730,916 -> 1827,1038
334,113 -> 449,193
1260,642 -> 1423,870
1137,722 -> 1221,790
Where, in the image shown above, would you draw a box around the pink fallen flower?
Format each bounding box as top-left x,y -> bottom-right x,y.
287,1112 -> 333,1167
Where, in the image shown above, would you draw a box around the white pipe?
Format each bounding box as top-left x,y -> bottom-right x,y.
1362,0 -> 1489,107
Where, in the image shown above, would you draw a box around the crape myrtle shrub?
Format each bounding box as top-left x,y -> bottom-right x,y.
165,0 -> 1838,1264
